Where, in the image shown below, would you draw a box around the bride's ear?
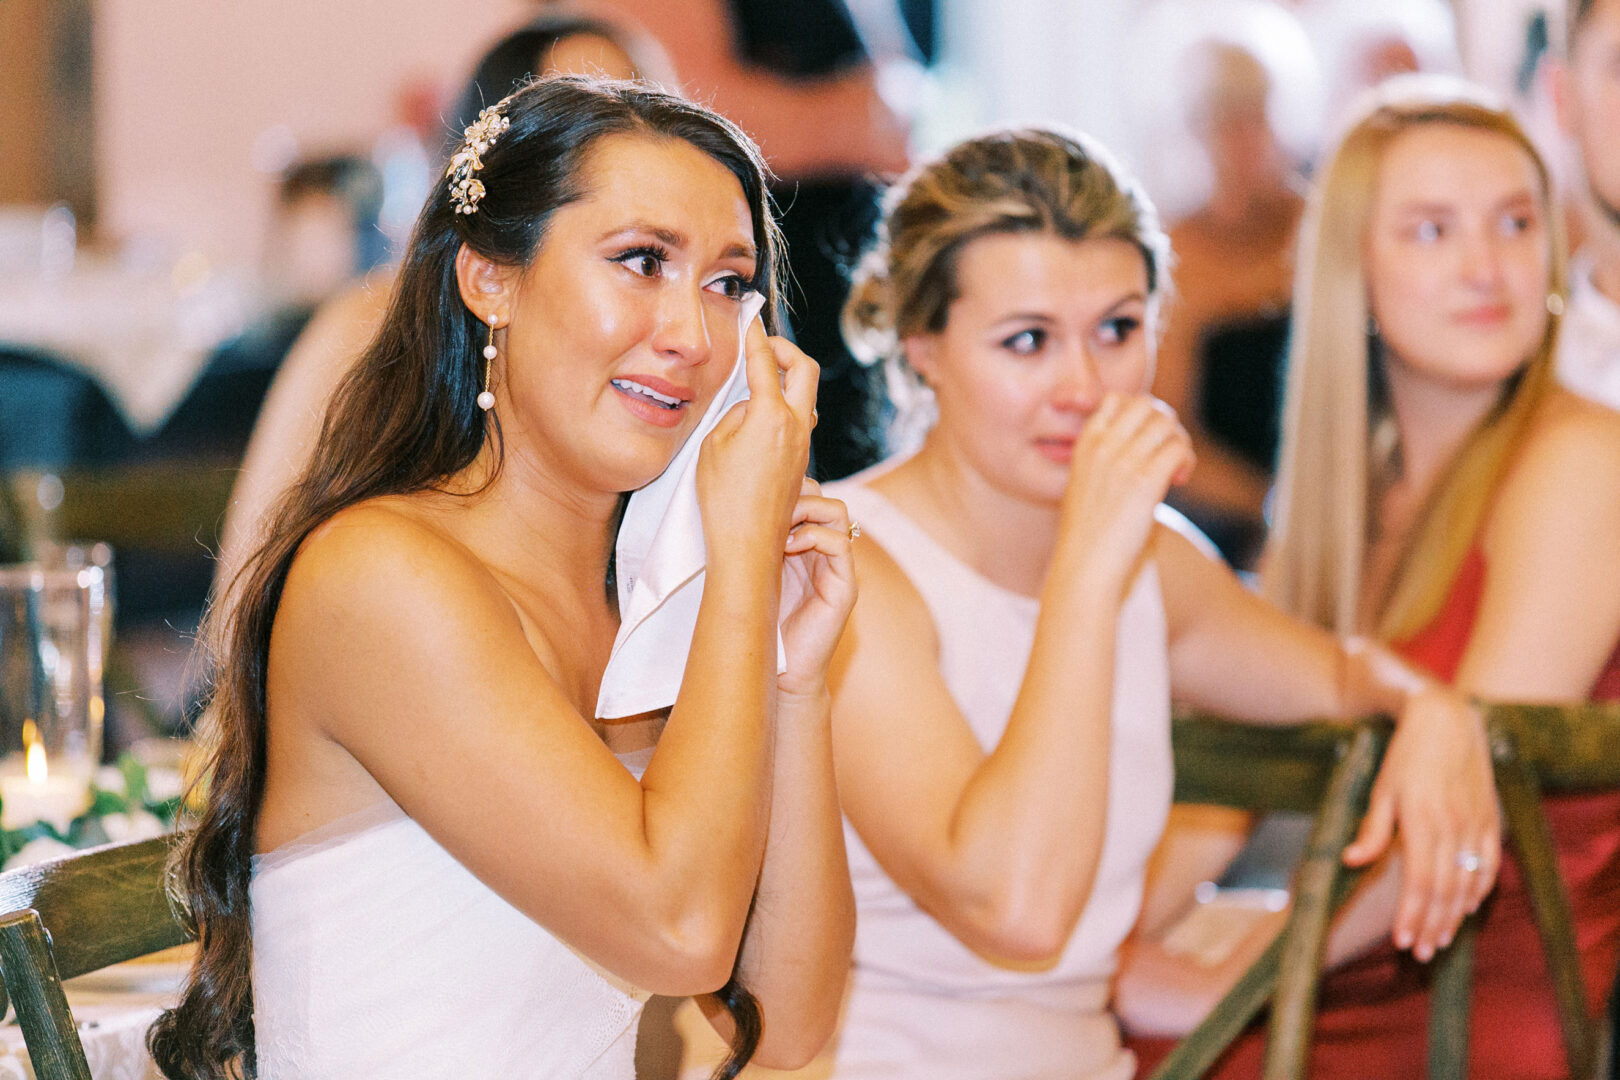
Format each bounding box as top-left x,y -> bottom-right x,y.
455,243 -> 517,325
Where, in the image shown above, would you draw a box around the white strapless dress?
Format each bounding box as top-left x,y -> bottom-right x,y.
251,783 -> 651,1079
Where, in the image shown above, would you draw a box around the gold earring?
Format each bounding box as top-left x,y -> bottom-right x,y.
478,315 -> 498,411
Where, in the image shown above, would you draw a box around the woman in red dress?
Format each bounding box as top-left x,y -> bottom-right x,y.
1124,74 -> 1620,1077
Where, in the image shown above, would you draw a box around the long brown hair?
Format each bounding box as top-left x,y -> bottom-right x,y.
149,76 -> 784,1080
1261,74 -> 1565,639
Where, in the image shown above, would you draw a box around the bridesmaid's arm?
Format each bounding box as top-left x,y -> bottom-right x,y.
1324,396 -> 1620,962
1155,522 -> 1498,957
1455,393 -> 1620,698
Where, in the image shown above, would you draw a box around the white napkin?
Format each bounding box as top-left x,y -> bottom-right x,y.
595,291 -> 791,719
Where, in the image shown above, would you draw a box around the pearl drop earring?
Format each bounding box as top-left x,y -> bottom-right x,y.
478,315 -> 498,411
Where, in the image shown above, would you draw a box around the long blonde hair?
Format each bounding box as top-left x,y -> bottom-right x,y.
1261,74 -> 1565,640
842,127 -> 1171,452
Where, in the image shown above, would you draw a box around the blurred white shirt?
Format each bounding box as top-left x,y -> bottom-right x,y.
1558,252 -> 1620,412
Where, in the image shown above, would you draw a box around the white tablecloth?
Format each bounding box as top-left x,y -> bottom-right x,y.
0,959 -> 183,1080
0,258 -> 258,436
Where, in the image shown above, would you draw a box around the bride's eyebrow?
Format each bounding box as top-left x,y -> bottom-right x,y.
598,222 -> 687,248
595,224 -> 756,264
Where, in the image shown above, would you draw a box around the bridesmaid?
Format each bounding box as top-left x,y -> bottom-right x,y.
1127,75 -> 1620,1077
797,126 -> 1500,1080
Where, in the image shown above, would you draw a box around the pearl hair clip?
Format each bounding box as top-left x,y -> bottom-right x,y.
446,105 -> 511,216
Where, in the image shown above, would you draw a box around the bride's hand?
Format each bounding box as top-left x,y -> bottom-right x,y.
777,478 -> 859,699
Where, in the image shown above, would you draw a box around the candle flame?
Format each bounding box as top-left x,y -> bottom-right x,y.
22,721 -> 46,784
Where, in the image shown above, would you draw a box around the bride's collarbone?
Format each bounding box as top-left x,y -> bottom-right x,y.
492,580 -> 620,714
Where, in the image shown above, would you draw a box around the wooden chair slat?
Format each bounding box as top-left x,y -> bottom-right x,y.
1494,734 -> 1597,1078
1164,706 -> 1617,1079
1490,703 -> 1620,792
1426,913 -> 1478,1080
1263,725 -> 1387,1080
0,836 -> 189,980
0,910 -> 92,1080
1170,716 -> 1350,813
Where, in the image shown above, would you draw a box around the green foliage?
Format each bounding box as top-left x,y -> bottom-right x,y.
0,752 -> 180,864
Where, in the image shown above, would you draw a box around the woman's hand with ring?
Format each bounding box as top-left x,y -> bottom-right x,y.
1343,686 -> 1501,960
778,477 -> 859,698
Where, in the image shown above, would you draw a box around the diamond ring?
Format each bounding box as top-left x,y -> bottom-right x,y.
1456,850 -> 1482,873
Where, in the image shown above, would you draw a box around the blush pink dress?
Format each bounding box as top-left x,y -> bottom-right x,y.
824,473 -> 1175,1080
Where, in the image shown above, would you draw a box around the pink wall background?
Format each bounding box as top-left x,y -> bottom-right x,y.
95,0 -> 534,265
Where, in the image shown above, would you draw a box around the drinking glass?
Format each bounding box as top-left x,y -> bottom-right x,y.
0,565 -> 102,830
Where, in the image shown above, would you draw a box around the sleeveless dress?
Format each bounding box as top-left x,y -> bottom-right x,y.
824,474 -> 1175,1080
1131,545 -> 1620,1079
250,747 -> 655,1080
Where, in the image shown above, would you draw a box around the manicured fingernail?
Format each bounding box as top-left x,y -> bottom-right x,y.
1395,930 -> 1413,949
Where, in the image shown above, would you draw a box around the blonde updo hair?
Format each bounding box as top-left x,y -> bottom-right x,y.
843,127 -> 1171,451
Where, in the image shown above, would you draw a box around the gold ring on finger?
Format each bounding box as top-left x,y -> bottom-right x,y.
847,520 -> 862,542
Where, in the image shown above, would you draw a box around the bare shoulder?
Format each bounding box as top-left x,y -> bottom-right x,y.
277,497 -> 520,654
299,268 -> 396,354
1150,509 -> 1232,594
1486,389 -> 1620,554
1495,390 -> 1620,516
1522,388 -> 1620,459
840,530 -> 938,660
1153,504 -> 1225,564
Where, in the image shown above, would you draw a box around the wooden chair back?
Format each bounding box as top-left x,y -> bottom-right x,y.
1154,703 -> 1620,1080
0,835 -> 192,1080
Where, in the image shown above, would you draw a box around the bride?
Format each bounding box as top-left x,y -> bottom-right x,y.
149,77 -> 857,1080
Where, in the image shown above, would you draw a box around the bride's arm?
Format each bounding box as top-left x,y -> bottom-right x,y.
273,504 -> 782,996
694,686 -> 854,1069
694,486 -> 860,1068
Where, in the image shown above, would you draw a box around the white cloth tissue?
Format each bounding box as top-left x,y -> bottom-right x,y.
595,291 -> 791,719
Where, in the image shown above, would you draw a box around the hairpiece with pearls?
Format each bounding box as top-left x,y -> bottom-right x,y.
446,105 -> 512,216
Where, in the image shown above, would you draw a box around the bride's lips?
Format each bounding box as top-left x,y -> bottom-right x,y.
611,374 -> 695,429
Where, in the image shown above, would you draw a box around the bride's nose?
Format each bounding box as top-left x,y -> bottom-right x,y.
650,286 -> 713,367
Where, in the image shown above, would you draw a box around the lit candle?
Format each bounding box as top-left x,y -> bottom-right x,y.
0,721 -> 92,832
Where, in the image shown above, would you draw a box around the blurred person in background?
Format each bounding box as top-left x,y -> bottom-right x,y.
1300,0 -> 1462,134
1122,75 -> 1620,1079
582,0 -> 926,480
261,155 -> 387,312
1128,0 -> 1319,569
217,12 -> 662,598
1548,0 -> 1620,410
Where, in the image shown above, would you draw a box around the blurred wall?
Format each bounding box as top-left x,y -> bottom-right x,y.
95,0 -> 533,266
1,0 -> 96,224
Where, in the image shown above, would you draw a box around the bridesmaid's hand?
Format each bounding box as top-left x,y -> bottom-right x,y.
777,478 -> 858,699
1342,687 -> 1500,960
1053,393 -> 1195,600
